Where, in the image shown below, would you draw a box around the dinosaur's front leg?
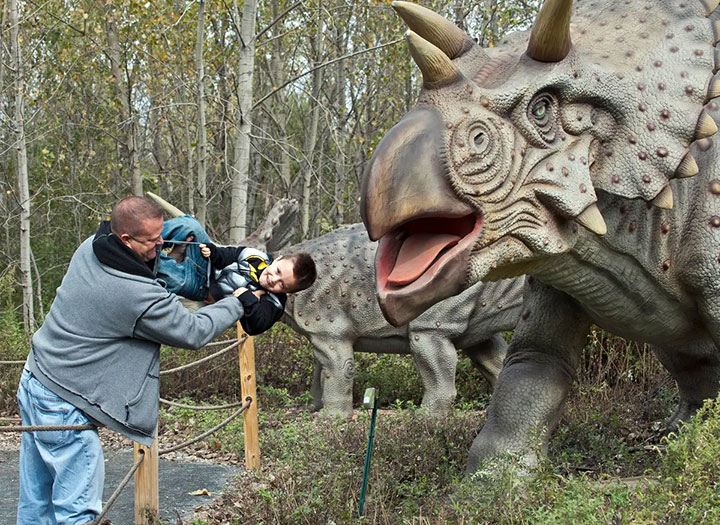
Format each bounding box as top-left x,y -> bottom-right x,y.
309,335 -> 355,418
652,340 -> 720,431
466,280 -> 591,473
409,332 -> 459,416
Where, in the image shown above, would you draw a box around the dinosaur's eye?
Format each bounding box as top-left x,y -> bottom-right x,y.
533,102 -> 547,119
527,93 -> 557,142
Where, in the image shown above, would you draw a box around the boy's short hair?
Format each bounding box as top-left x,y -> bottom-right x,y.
289,253 -> 317,292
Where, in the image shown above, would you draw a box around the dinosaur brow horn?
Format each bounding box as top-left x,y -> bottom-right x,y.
527,0 -> 574,62
406,30 -> 461,88
392,1 -> 474,60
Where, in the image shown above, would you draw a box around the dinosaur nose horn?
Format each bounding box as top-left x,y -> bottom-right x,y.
526,0 -> 574,62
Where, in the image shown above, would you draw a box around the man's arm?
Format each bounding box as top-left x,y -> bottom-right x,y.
133,294 -> 244,349
237,290 -> 286,335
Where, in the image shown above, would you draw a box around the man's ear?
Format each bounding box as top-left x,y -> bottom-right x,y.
118,233 -> 132,247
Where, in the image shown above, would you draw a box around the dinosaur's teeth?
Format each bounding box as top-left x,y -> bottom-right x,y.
575,204 -> 607,235
707,75 -> 720,103
713,19 -> 720,45
651,186 -> 674,210
695,110 -> 718,139
701,0 -> 720,16
676,152 -> 700,178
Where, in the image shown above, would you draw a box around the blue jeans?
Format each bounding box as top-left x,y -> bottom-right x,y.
16,369 -> 104,525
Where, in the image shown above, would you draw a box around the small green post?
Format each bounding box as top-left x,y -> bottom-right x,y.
357,387 -> 379,518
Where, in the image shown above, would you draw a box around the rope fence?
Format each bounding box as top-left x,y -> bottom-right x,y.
158,397 -> 252,456
89,450 -> 146,525
0,423 -> 96,433
159,337 -> 243,376
160,397 -> 248,411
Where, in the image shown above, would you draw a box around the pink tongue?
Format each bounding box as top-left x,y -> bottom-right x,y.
387,233 -> 460,286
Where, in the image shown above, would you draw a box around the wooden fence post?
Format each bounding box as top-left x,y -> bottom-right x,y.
133,428 -> 159,524
238,322 -> 260,469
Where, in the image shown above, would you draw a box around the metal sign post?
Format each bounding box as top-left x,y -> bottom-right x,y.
357,387 -> 379,517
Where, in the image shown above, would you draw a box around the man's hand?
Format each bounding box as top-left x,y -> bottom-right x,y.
232,287 -> 265,299
200,243 -> 211,259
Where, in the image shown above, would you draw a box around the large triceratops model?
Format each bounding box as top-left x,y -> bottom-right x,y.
280,223 -> 523,417
361,0 -> 720,472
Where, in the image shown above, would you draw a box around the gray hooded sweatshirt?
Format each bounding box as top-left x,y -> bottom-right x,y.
26,227 -> 243,445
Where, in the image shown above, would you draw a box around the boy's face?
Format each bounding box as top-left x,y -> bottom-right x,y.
260,257 -> 298,293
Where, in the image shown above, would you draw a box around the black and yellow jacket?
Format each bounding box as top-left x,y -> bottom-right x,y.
207,244 -> 287,335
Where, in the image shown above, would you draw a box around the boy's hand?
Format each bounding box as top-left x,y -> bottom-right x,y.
200,243 -> 211,259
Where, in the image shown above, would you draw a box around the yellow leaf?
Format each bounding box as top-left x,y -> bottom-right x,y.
188,488 -> 212,496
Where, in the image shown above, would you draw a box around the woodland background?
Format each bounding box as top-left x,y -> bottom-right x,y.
0,0 -> 536,331
3,2 -> 720,523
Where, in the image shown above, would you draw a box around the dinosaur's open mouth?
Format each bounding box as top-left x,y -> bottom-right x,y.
376,214 -> 483,294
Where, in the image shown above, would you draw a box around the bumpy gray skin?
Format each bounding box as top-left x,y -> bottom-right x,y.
281,224 -> 523,417
361,0 -> 720,472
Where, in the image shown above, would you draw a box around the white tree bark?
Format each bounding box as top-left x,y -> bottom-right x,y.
229,0 -> 257,243
195,0 -> 208,225
10,0 -> 34,331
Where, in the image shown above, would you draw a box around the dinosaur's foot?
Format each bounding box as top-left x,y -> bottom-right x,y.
317,402 -> 353,419
420,394 -> 454,417
664,399 -> 702,432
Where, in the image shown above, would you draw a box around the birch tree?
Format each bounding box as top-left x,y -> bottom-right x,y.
229,0 -> 257,242
195,0 -> 208,224
9,0 -> 33,331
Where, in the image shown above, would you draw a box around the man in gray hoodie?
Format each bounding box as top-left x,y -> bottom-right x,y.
16,197 -> 247,525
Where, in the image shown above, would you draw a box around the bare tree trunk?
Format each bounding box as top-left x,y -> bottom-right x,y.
106,9 -> 142,196
299,14 -> 324,240
332,6 -> 347,228
181,95 -> 195,213
150,97 -> 169,190
195,0 -> 208,224
10,0 -> 34,331
268,0 -> 292,192
229,0 -> 257,243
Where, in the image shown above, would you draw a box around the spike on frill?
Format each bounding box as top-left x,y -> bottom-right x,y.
675,152 -> 700,178
575,204 -> 607,235
701,0 -> 720,16
707,75 -> 720,103
651,186 -> 674,210
695,110 -> 719,139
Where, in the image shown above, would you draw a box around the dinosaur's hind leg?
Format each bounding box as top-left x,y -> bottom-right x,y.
652,340 -> 720,431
